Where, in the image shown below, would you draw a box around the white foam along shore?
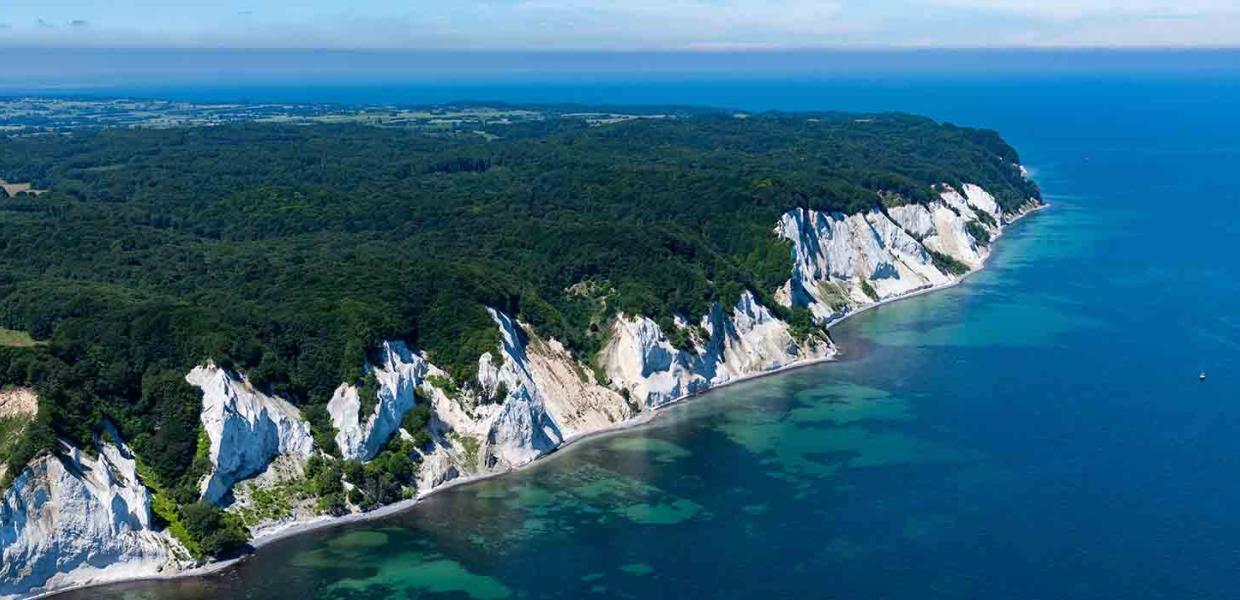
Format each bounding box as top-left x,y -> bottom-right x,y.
30,201 -> 1047,599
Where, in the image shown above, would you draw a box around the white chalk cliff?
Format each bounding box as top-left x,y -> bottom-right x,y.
0,425 -> 183,600
1,180 -> 1040,599
601,290 -> 834,407
475,309 -> 565,467
188,364 -> 315,504
328,341 -> 431,462
778,184 -> 1035,324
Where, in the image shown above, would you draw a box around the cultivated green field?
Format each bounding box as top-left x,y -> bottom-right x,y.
0,327 -> 40,348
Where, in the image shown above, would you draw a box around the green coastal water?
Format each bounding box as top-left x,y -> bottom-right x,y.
62,73 -> 1240,599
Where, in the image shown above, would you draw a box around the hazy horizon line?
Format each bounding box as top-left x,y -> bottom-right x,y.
3,45 -> 1239,52
3,45 -> 1236,91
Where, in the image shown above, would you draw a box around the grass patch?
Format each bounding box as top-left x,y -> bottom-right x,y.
448,431 -> 481,472
357,371 -> 380,423
401,400 -> 433,449
194,427 -> 211,463
785,305 -> 827,345
663,321 -> 696,354
0,328 -> 42,348
0,416 -> 34,456
817,281 -> 853,312
0,390 -> 51,491
966,221 -> 992,245
136,458 -> 205,559
151,492 -> 202,559
234,480 -> 304,528
927,249 -> 971,276
858,279 -> 879,301
587,349 -> 612,387
0,414 -> 34,485
426,374 -> 461,399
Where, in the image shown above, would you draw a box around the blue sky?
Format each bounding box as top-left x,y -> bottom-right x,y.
1,1 -> 1238,49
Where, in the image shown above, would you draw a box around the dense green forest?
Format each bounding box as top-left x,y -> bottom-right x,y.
0,110 -> 1037,541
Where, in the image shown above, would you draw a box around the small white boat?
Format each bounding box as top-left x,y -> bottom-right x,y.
1199,372 -> 1207,382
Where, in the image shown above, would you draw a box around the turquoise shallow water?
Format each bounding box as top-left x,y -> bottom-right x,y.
58,71 -> 1240,599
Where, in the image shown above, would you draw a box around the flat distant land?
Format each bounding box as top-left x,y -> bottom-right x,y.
0,98 -> 679,135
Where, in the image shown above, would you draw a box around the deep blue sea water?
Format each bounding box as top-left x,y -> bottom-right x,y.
49,57 -> 1240,599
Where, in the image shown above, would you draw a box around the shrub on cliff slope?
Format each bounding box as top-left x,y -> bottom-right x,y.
181,501 -> 249,558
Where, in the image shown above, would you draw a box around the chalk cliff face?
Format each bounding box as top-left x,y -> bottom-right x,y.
422,296 -> 829,486
215,183 -> 1033,500
475,309 -> 565,467
188,364 -> 315,504
601,291 -> 834,407
415,309 -> 573,490
0,425 -> 183,600
777,183 -> 1036,324
524,334 -> 632,439
328,341 -> 430,462
1,180 -> 1041,598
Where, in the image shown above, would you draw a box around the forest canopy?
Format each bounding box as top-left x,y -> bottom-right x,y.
0,110 -> 1038,489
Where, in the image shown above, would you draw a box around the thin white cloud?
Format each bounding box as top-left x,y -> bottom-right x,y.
332,0 -> 855,48
922,0 -> 1240,21
0,0 -> 1237,48
1016,14 -> 1240,47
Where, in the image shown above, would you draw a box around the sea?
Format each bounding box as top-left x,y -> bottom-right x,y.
24,49 -> 1240,599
